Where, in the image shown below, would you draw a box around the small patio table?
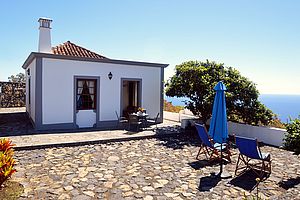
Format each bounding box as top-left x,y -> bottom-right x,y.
129,112 -> 149,131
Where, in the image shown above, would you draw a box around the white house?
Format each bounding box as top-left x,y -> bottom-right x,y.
22,18 -> 168,130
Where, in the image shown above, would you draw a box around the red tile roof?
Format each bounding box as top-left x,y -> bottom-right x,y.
51,41 -> 107,59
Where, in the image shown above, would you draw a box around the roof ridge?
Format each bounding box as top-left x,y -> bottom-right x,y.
52,41 -> 107,59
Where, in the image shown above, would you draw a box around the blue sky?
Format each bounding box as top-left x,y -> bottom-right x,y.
1,1 -> 299,94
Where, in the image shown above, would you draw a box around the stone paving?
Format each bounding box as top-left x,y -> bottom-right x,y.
3,120 -> 180,149
0,107 -> 181,148
12,135 -> 300,200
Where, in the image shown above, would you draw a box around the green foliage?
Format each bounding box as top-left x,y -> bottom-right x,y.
0,138 -> 16,186
284,117 -> 300,154
8,73 -> 25,83
165,60 -> 274,125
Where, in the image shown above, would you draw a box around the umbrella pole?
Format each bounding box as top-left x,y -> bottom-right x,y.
217,142 -> 231,179
220,143 -> 223,174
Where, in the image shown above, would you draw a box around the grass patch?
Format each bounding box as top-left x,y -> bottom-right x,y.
0,180 -> 24,200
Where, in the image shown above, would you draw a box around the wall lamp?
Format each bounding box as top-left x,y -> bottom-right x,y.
108,72 -> 113,80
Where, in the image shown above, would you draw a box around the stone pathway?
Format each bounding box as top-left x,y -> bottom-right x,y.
13,136 -> 300,199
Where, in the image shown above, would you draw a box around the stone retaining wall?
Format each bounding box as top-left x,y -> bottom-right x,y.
0,81 -> 25,107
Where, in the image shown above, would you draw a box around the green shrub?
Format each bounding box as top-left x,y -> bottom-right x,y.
284,117 -> 300,154
0,138 -> 16,186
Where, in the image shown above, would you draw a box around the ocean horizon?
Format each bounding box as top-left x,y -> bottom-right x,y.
165,94 -> 300,122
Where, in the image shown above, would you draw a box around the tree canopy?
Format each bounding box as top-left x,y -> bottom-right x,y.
8,73 -> 25,83
165,60 -> 274,125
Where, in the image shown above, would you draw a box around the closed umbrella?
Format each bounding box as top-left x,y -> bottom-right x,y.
209,81 -> 230,178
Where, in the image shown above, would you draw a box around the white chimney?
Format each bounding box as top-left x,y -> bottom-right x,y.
38,18 -> 52,53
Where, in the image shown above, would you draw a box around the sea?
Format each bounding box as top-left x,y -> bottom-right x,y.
165,94 -> 300,123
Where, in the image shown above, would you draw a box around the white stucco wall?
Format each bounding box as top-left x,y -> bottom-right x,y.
42,58 -> 161,125
76,110 -> 96,128
163,111 -> 287,147
227,122 -> 286,147
25,59 -> 36,122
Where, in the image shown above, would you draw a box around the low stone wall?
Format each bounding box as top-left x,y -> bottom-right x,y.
163,110 -> 287,147
0,82 -> 25,108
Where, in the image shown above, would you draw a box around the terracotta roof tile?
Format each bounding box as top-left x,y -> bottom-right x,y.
51,41 -> 107,59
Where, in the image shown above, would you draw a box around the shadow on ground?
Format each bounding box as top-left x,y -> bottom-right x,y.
155,130 -> 201,149
198,173 -> 221,191
279,176 -> 300,190
189,159 -> 221,170
0,112 -> 33,136
229,170 -> 269,191
189,158 -> 231,171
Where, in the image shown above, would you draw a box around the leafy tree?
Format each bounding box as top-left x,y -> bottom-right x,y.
284,117 -> 300,154
165,60 -> 274,125
8,73 -> 25,83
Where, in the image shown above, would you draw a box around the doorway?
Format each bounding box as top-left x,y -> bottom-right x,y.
121,79 -> 141,117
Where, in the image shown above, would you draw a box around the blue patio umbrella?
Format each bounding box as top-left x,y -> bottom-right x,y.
208,81 -> 230,178
209,81 -> 228,143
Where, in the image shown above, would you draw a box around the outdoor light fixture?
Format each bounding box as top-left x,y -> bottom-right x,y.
108,72 -> 113,80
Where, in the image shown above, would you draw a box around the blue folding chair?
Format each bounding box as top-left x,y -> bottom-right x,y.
235,136 -> 271,179
195,123 -> 231,162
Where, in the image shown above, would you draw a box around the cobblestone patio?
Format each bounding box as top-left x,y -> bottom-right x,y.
12,135 -> 300,199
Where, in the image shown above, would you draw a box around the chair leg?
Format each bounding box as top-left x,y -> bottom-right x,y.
196,144 -> 204,160
196,145 -> 211,160
221,148 -> 231,163
235,154 -> 249,176
226,148 -> 232,162
206,147 -> 216,161
244,156 -> 249,171
263,159 -> 272,177
209,148 -> 218,161
235,154 -> 241,176
260,161 -> 265,178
